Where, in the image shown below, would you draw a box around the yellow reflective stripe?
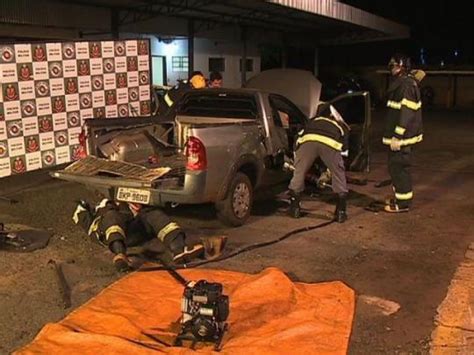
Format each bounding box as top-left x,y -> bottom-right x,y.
401,134 -> 423,146
164,93 -> 173,107
313,117 -> 344,136
105,225 -> 125,241
382,134 -> 423,146
395,126 -> 406,135
395,191 -> 413,200
95,198 -> 109,212
387,100 -> 401,109
157,222 -> 180,242
297,134 -> 342,151
387,99 -> 422,111
72,205 -> 86,224
401,98 -> 422,110
87,217 -> 101,236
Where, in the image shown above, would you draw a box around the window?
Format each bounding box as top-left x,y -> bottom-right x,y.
172,56 -> 188,72
152,56 -> 166,86
269,94 -> 307,150
269,95 -> 306,127
239,58 -> 254,72
208,57 -> 225,72
178,92 -> 258,119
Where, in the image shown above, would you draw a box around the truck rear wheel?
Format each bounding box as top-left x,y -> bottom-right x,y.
216,172 -> 253,227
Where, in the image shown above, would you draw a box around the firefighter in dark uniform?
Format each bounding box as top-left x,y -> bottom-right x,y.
383,54 -> 423,213
288,105 -> 350,222
72,199 -> 204,271
158,71 -> 206,116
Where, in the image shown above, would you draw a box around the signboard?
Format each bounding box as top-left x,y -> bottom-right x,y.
0,39 -> 151,177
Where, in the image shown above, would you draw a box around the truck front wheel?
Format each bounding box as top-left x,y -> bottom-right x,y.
216,172 -> 253,226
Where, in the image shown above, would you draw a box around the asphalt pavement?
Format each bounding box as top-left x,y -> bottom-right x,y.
1,108 -> 473,354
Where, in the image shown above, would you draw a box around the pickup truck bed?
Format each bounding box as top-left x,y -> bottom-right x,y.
53,108 -> 265,212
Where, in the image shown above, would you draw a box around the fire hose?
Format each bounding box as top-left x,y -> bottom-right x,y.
140,159 -> 376,272
139,218 -> 334,272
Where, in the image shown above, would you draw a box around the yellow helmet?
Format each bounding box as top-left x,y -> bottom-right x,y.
190,74 -> 206,89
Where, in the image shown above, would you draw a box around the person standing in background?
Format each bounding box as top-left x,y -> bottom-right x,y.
208,71 -> 223,88
383,54 -> 423,213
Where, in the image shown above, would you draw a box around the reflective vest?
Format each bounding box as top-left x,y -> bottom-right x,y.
163,81 -> 192,107
296,116 -> 349,151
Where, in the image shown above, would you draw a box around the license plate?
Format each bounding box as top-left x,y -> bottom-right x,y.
116,187 -> 151,204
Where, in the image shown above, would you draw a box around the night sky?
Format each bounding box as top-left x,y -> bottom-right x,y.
323,0 -> 474,67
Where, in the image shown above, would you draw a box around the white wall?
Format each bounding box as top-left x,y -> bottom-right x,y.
148,36 -> 189,85
143,34 -> 261,88
194,38 -> 261,88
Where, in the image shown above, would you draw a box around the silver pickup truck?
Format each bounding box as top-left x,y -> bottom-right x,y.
52,69 -> 370,226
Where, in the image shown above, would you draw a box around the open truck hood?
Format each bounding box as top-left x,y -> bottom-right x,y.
245,69 -> 321,118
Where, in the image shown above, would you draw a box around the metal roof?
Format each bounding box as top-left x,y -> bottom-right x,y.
267,0 -> 409,43
0,0 -> 409,44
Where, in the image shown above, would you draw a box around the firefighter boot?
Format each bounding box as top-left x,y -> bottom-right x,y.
289,190 -> 301,219
169,232 -> 204,264
334,193 -> 348,223
110,240 -> 130,272
72,200 -> 94,232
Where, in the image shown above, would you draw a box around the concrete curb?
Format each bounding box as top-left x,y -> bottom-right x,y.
430,242 -> 474,354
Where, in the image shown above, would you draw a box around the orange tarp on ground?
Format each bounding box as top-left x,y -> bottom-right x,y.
16,267 -> 355,354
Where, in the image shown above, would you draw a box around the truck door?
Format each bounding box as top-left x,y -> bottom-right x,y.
316,91 -> 371,172
265,94 -> 307,158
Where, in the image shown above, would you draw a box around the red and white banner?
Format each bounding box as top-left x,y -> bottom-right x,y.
0,39 -> 151,177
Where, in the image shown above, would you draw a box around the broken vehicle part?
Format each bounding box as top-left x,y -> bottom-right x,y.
0,223 -> 52,252
48,259 -> 72,309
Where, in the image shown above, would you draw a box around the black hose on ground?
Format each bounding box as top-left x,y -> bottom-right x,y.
138,219 -> 335,272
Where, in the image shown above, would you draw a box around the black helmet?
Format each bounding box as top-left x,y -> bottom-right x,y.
388,53 -> 411,72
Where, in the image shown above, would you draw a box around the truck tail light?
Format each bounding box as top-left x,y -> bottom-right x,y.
185,136 -> 207,171
77,127 -> 88,159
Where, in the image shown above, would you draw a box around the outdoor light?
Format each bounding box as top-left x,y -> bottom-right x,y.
163,41 -> 177,56
419,48 -> 426,65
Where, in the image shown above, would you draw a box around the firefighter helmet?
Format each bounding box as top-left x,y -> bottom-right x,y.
189,71 -> 206,89
388,53 -> 411,72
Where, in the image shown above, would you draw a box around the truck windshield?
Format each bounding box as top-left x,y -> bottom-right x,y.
177,93 -> 258,119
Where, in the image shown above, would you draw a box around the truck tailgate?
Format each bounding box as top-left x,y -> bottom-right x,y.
52,156 -> 185,188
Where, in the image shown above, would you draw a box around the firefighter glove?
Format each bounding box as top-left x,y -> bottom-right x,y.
390,137 -> 402,151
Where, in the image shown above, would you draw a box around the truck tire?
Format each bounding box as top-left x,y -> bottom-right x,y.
216,172 -> 253,227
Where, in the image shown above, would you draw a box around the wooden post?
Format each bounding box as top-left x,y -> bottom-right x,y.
111,8 -> 119,39
241,26 -> 247,86
188,19 -> 194,75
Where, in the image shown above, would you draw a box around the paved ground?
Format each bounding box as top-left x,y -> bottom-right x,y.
0,109 -> 473,354
431,241 -> 474,354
